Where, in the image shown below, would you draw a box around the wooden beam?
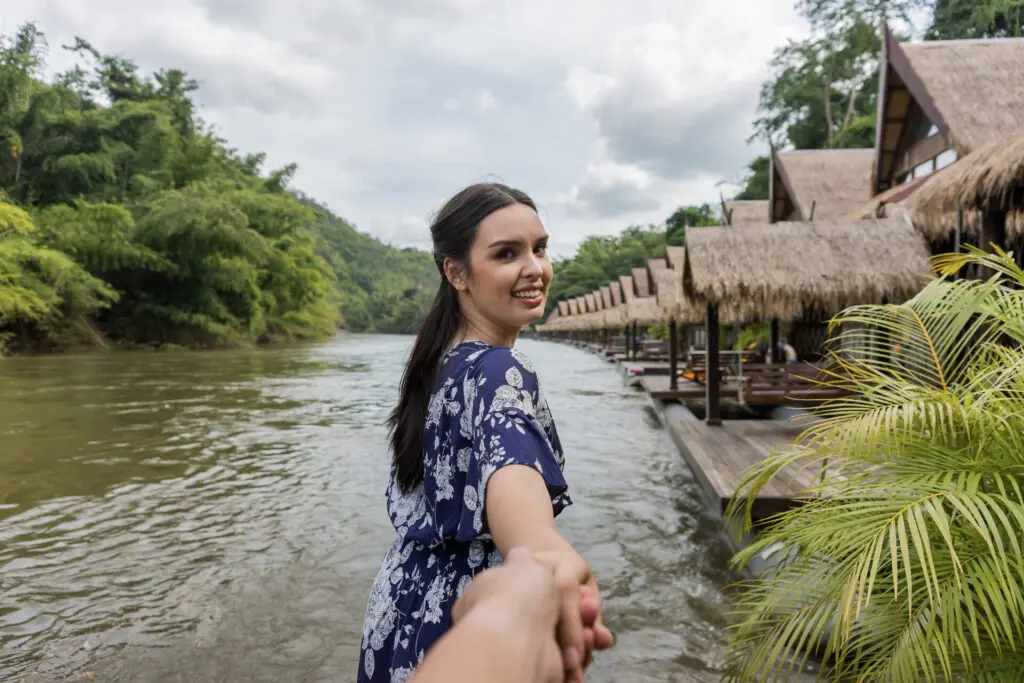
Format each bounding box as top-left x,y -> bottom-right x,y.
892,132 -> 951,179
980,210 -> 1008,280
770,319 -> 780,364
706,303 -> 721,426
669,319 -> 679,390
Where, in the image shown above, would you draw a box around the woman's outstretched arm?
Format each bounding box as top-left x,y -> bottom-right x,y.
486,465 -> 614,681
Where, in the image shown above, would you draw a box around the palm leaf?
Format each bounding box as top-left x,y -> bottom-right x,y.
724,250 -> 1024,681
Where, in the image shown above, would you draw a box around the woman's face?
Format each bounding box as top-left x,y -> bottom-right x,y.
455,203 -> 552,337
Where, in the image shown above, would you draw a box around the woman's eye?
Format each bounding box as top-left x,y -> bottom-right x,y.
534,245 -> 547,256
496,248 -> 514,259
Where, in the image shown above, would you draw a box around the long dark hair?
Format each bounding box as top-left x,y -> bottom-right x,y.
388,182 -> 537,492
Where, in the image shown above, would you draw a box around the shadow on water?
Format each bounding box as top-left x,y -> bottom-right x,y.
1,335 -> 745,682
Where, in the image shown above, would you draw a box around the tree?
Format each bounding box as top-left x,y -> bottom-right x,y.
723,248 -> 1024,681
751,15 -> 884,150
0,21 -> 441,352
735,156 -> 770,201
928,0 -> 1024,38
665,203 -> 718,244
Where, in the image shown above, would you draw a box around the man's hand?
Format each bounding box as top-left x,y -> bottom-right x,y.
452,547 -> 565,682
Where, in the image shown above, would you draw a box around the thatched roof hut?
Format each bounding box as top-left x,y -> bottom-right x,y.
910,127 -> 1024,240
625,264 -> 661,325
630,267 -> 651,298
868,29 -> 1024,230
723,199 -> 770,226
602,280 -> 626,328
600,285 -> 612,309
684,217 -> 932,323
619,274 -> 635,303
659,246 -> 702,324
557,301 -> 569,317
771,148 -> 874,222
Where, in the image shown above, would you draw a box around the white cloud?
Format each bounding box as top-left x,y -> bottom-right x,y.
7,0 -> 808,258
477,89 -> 497,112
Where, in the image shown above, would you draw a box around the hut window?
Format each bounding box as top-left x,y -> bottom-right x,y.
912,159 -> 933,180
935,148 -> 957,170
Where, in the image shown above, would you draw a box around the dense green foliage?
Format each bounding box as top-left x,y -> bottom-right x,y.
0,23 -> 436,354
544,205 -> 719,316
724,249 -> 1024,681
736,0 -> 1024,199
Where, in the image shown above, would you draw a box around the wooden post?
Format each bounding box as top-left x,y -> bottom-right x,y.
706,303 -> 721,426
625,325 -> 632,359
669,319 -> 679,390
979,210 -> 1007,280
632,322 -> 639,359
769,319 -> 780,363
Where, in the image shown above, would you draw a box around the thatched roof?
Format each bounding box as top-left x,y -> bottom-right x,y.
557,301 -> 569,317
619,274 -> 635,303
899,36 -> 1024,154
610,280 -> 622,306
723,200 -> 770,225
626,295 -> 662,326
911,127 -> 1024,239
684,217 -> 932,323
600,285 -> 612,309
652,251 -> 702,325
603,302 -> 626,329
773,148 -> 874,221
569,298 -> 580,316
631,267 -> 650,297
665,245 -> 685,269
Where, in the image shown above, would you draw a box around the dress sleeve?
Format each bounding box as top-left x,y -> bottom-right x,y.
455,347 -> 571,542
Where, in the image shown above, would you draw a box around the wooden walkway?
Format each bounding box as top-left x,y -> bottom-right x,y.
661,403 -> 824,520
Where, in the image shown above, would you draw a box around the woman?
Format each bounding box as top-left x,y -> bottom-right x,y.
358,183 -> 611,683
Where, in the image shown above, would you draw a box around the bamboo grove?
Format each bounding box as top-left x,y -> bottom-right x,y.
0,23 -> 438,354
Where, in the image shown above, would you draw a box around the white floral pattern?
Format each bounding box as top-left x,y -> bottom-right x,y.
357,341 -> 570,682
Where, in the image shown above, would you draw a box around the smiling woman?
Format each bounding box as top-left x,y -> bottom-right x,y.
358,183 -> 613,682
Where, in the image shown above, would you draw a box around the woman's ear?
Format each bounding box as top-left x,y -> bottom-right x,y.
444,258 -> 469,292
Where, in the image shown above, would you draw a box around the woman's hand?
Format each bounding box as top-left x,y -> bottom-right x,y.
531,550 -> 614,682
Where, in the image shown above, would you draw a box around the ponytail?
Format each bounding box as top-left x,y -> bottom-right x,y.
386,182 -> 537,493
387,277 -> 463,492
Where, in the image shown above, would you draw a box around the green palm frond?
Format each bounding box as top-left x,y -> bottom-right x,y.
723,250 -> 1024,682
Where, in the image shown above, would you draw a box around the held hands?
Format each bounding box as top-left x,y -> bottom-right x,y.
531,549 -> 614,682
452,547 -> 614,683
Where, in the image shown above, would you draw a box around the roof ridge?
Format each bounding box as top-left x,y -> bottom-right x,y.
903,36 -> 1024,48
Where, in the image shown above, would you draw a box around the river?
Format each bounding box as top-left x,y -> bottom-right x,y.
0,334 -> 740,682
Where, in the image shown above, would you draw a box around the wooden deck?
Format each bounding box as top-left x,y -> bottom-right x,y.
621,361 -> 670,376
661,403 -> 823,520
639,374 -> 714,400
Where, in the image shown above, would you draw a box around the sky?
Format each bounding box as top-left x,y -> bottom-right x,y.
4,1 -> 809,258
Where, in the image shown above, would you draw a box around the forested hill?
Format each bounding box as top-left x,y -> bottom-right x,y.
0,22 -> 437,354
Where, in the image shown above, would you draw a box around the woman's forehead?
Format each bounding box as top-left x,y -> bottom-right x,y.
476,204 -> 546,244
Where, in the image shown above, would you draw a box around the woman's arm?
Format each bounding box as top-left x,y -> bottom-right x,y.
485,465 -> 613,680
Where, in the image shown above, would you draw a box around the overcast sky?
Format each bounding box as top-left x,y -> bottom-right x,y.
5,1 -> 808,258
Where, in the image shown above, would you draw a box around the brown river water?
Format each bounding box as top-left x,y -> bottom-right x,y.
0,335 -> 742,682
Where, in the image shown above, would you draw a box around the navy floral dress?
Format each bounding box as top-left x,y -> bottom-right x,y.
357,341 -> 571,682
